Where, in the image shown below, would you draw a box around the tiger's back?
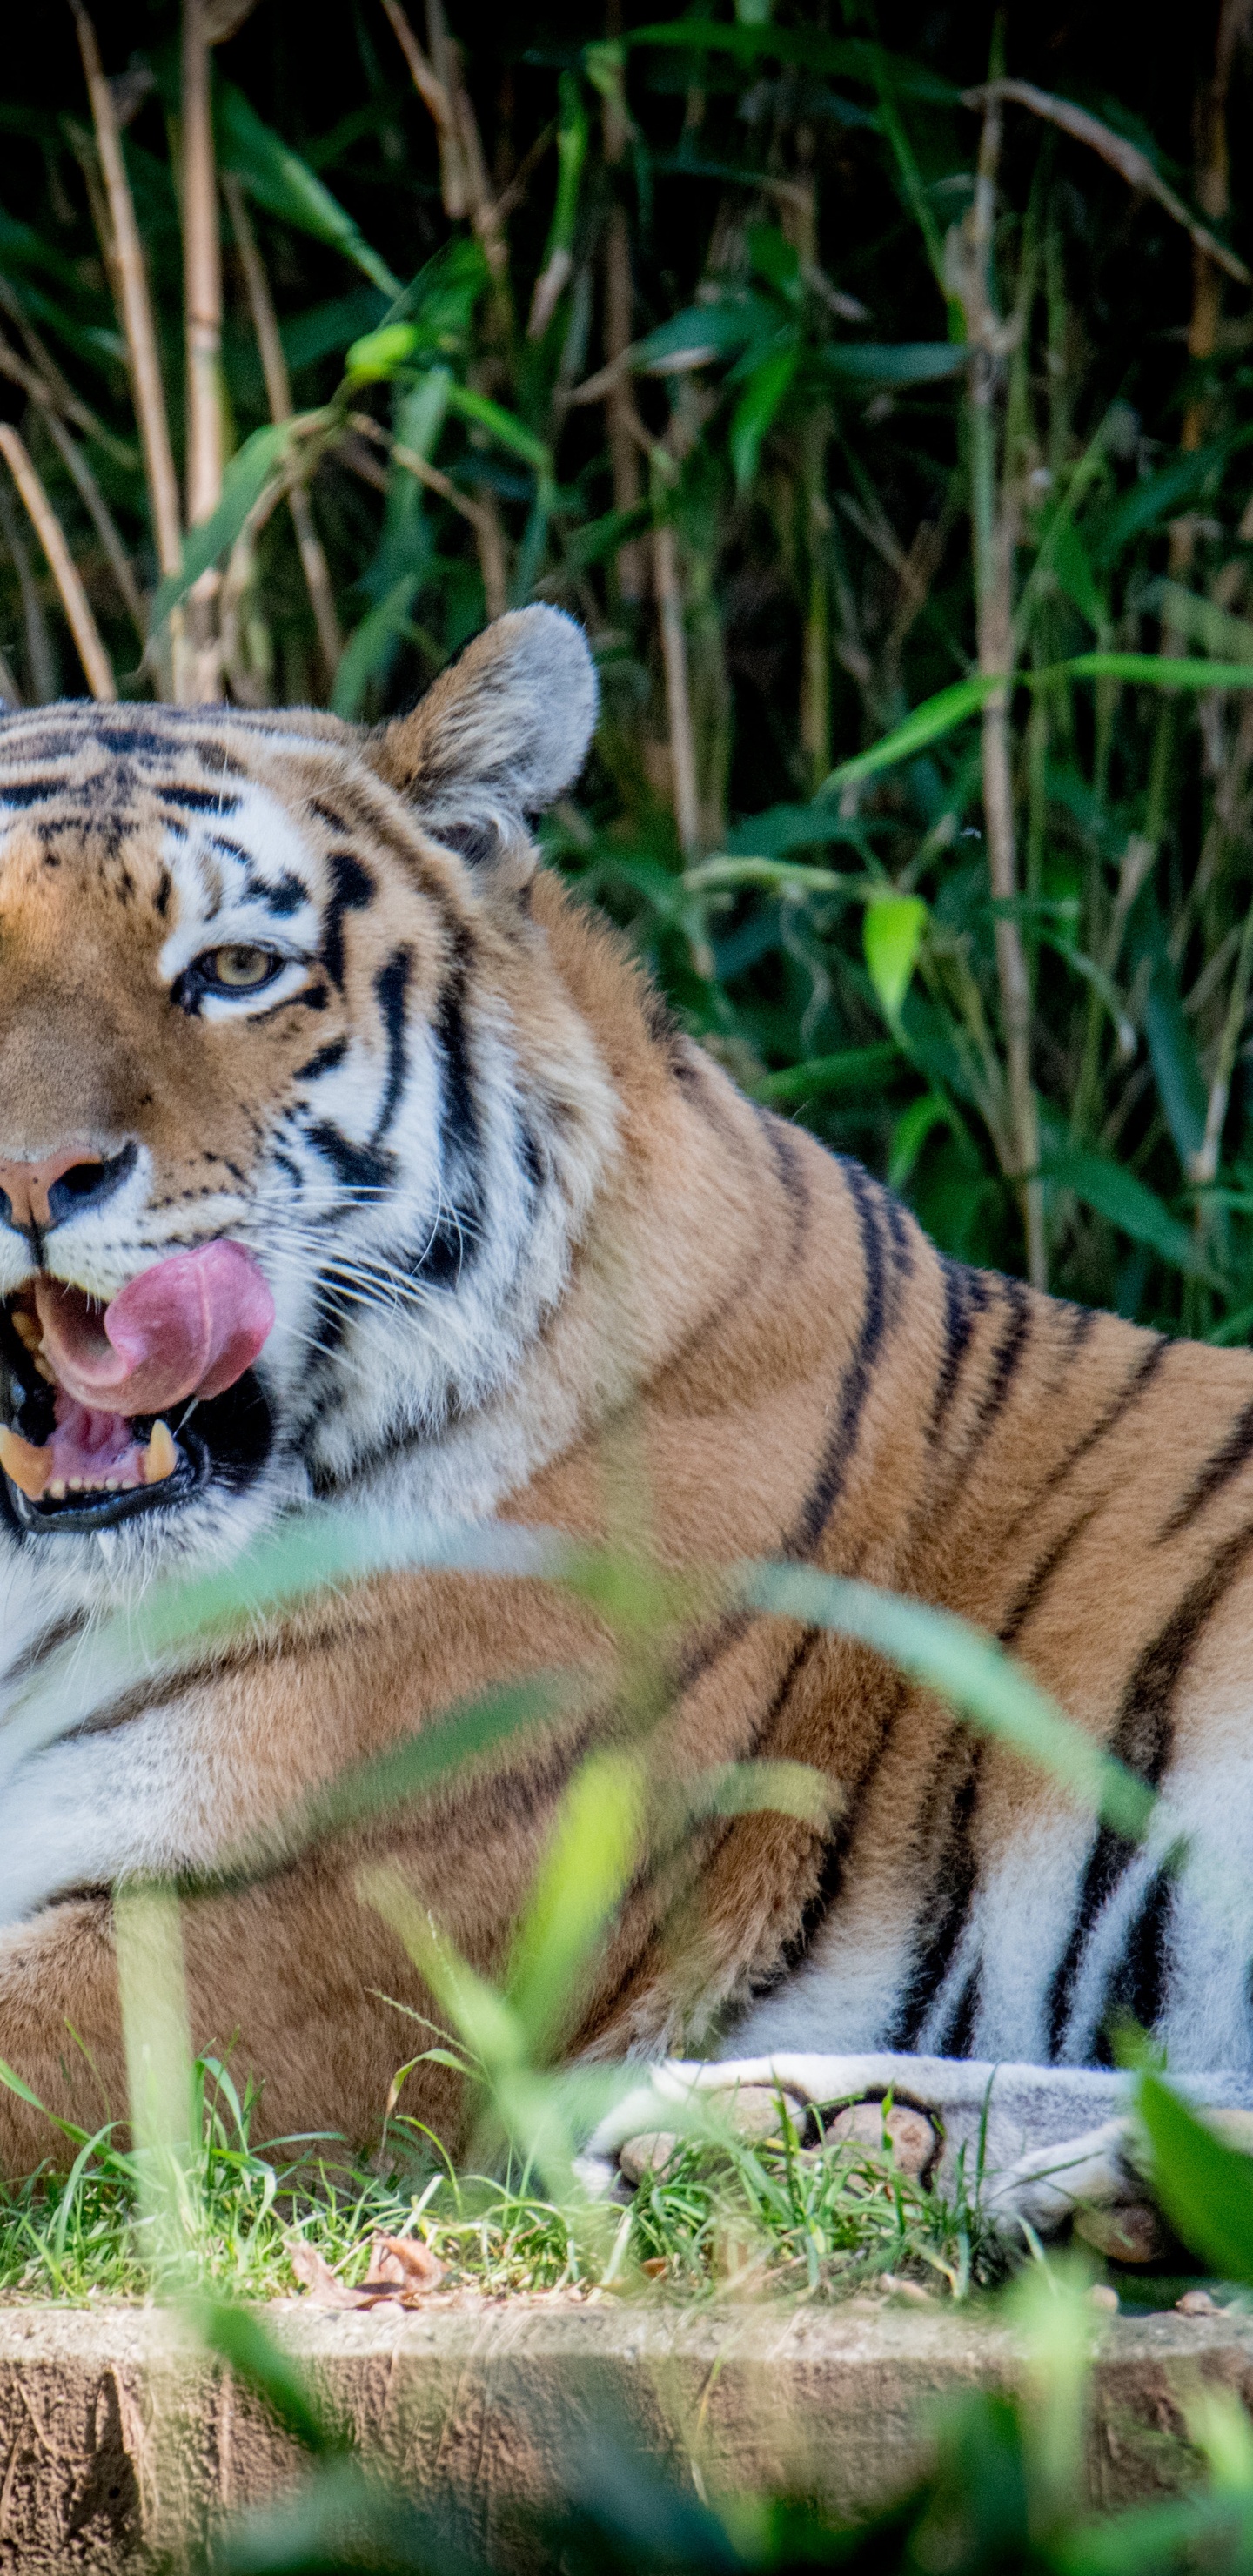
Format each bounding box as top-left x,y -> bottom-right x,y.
0,605 -> 1248,2175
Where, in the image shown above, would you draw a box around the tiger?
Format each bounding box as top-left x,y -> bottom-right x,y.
0,600 -> 1250,2239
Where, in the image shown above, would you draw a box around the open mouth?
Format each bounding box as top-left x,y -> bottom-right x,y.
0,1244 -> 276,1536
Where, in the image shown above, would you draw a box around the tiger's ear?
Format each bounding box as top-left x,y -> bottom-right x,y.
368,606 -> 598,878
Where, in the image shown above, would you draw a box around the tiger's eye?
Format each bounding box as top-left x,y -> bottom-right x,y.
204,945 -> 278,990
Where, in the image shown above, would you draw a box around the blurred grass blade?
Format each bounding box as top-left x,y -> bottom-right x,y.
115,1884 -> 199,2280
506,1750 -> 646,2058
738,1561 -> 1154,1837
1138,2073 -> 1253,2284
195,2293 -> 337,2455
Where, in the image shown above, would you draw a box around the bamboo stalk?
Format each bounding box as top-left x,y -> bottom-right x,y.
952,84 -> 1045,1287
224,175 -> 342,686
181,0 -> 224,701
69,6 -> 184,605
0,426 -> 116,701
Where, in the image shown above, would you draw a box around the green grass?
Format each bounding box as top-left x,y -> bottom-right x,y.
0,2056 -> 1003,2311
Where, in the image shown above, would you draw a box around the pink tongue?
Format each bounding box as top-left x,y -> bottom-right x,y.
33,1242 -> 275,1419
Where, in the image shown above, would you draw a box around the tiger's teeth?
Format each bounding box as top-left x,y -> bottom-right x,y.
11,1312 -> 41,1352
0,1427 -> 52,1499
144,1420 -> 177,1485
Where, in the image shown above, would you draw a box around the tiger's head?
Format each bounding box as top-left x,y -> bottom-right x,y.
0,607 -> 620,1596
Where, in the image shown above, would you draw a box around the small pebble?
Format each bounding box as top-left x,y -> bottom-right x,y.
1088,2284 -> 1119,2313
1176,2288 -> 1220,2316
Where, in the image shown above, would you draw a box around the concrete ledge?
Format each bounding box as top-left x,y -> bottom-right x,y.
0,2298 -> 1249,2569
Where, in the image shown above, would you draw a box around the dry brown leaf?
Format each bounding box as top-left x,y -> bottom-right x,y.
289,2232 -> 446,2311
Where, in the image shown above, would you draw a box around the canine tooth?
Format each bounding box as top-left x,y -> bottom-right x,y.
0,1427 -> 52,1499
144,1420 -> 177,1485
11,1313 -> 41,1352
34,1357 -> 54,1383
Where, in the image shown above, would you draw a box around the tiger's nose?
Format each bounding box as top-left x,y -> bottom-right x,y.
0,1142 -> 137,1235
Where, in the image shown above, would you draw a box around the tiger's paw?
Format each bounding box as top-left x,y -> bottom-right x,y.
575,2054 -> 945,2201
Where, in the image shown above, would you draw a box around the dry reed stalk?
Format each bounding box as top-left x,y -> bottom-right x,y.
0,482 -> 57,702
962,76 -> 1251,285
224,175 -> 342,684
0,426 -> 116,701
952,85 -> 1045,1285
181,0 -> 224,701
69,8 -> 184,587
653,518 -> 700,856
380,0 -> 507,283
36,407 -> 146,635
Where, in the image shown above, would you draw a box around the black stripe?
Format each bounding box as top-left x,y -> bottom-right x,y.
159,784 -> 241,815
759,1665 -> 906,1989
938,1966 -> 980,2059
999,1503 -> 1101,1647
321,852 -> 374,988
786,1159 -> 888,1557
305,1123 -> 392,1193
1098,1865 -> 1175,2056
887,1745 -> 982,2049
433,939 -> 483,1177
757,1109 -> 810,1251
295,1039 -> 349,1083
1047,1517 -> 1253,2054
970,1276 -> 1032,1447
0,781 -> 59,808
1005,1336 -> 1169,1541
1158,1392 -> 1253,1541
929,1257 -> 988,1442
370,949 -> 412,1148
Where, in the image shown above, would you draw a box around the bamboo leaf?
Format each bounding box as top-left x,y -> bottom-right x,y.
216,83 -> 402,296
823,340 -> 968,385
729,342 -> 800,489
864,893 -> 928,1023
149,418 -> 310,630
444,383 -> 549,471
1041,1144 -> 1208,1277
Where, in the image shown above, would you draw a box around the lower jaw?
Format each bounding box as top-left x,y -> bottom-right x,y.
3,1428 -> 208,1534
0,1368 -> 274,1540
